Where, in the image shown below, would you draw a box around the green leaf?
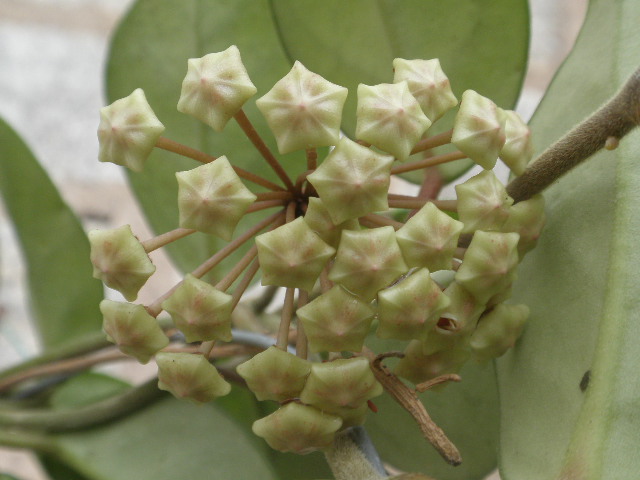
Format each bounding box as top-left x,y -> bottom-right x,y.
50,390 -> 280,479
106,0 -> 306,277
0,118 -> 103,348
269,0 -> 529,181
497,1 -> 640,478
49,372 -> 130,409
365,338 -> 499,479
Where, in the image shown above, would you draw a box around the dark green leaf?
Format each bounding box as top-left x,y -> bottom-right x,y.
106,0 -> 306,277
364,346 -> 500,480
0,118 -> 103,348
270,0 -> 529,181
497,1 -> 640,478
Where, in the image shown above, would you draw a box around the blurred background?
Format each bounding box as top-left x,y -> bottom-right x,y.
0,0 -> 587,478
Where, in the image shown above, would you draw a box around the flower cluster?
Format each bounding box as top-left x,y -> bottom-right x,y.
91,45 -> 543,455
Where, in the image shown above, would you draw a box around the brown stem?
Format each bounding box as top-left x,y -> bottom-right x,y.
359,213 -> 404,230
276,288 -> 296,350
391,151 -> 466,175
306,148 -> 318,170
146,210 -> 285,316
388,195 -> 457,212
410,129 -> 454,155
367,350 -> 462,466
255,191 -> 294,201
246,199 -> 288,213
0,344 -> 256,394
230,259 -> 261,310
215,245 -> 258,292
507,66 -> 640,203
234,110 -> 296,192
295,289 -> 309,360
141,227 -> 196,253
156,136 -> 285,192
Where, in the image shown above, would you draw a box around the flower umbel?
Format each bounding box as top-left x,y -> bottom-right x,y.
94,46 -> 542,459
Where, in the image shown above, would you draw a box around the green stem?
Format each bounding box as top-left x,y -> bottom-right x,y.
0,379 -> 162,432
0,428 -> 58,454
0,330 -> 111,384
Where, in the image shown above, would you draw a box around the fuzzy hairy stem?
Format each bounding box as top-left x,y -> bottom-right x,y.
324,427 -> 387,480
507,66 -> 640,203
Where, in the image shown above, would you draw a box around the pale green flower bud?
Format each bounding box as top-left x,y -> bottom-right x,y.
356,82 -> 431,160
176,156 -> 257,240
502,194 -> 546,257
455,231 -> 520,304
451,90 -> 506,169
303,197 -> 360,248
307,137 -> 393,224
332,403 -> 370,429
97,88 -> 165,172
455,170 -> 513,234
297,285 -> 375,353
395,339 -> 469,385
300,357 -> 383,413
156,352 -> 231,403
392,58 -> 458,122
177,46 -> 257,132
161,274 -> 233,343
236,346 -> 311,402
396,202 -> 464,271
256,61 -> 348,154
437,281 -> 486,339
500,110 -> 533,175
256,217 -> 336,291
329,227 -> 408,301
470,303 -> 529,362
89,225 -> 155,301
252,402 -> 342,454
100,300 -> 168,364
377,268 -> 450,341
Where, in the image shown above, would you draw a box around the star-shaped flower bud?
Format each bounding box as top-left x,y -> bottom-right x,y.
89,225 -> 155,302
100,300 -> 168,364
300,357 -> 383,413
455,231 -> 520,304
451,90 -> 506,169
307,138 -> 393,224
177,46 -> 257,132
377,268 -> 450,341
297,285 -> 375,353
356,82 -> 431,160
395,339 -> 470,385
97,88 -> 164,172
161,274 -> 233,343
176,156 -> 257,240
392,58 -> 458,122
502,194 -> 546,257
256,217 -> 335,291
252,402 -> 342,454
303,197 -> 360,248
433,281 -> 487,343
329,227 -> 408,301
396,202 -> 464,271
455,170 -> 514,234
333,403 -> 370,429
236,346 -> 311,402
156,352 -> 231,403
470,303 -> 529,362
256,61 -> 347,154
500,110 -> 533,175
